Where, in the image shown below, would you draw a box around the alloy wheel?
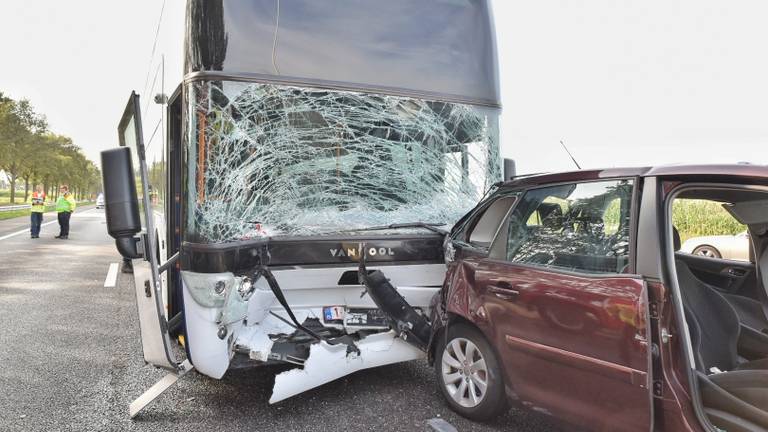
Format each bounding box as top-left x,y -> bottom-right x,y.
441,337 -> 488,408
693,245 -> 720,258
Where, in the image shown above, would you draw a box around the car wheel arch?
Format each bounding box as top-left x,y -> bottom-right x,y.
431,313 -> 503,368
433,316 -> 515,414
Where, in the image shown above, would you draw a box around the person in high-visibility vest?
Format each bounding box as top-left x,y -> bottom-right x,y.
30,184 -> 46,239
55,185 -> 76,239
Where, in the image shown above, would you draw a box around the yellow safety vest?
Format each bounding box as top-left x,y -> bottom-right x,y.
56,193 -> 76,213
31,192 -> 46,213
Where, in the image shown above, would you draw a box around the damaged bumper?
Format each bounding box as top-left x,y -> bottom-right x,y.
270,331 -> 423,403
180,262 -> 441,401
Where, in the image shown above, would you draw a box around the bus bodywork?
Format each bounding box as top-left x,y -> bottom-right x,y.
103,0 -> 502,417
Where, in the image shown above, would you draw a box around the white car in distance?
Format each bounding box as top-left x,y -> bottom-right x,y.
680,231 -> 750,261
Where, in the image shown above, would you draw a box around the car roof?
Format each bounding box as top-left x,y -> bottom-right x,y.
502,164 -> 768,189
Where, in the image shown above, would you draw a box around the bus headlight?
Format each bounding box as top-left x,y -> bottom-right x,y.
181,271 -> 238,308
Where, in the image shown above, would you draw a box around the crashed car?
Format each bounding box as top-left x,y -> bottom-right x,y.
430,165 -> 768,432
99,0 -> 507,417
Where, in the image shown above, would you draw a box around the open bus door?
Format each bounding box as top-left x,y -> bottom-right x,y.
111,92 -> 191,417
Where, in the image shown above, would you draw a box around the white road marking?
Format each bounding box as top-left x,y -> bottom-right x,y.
0,220 -> 58,241
104,263 -> 119,288
0,208 -> 98,242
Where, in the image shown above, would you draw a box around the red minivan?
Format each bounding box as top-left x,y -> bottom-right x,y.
429,165 -> 768,432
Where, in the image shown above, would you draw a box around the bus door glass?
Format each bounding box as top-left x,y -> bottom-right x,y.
117,91 -> 178,370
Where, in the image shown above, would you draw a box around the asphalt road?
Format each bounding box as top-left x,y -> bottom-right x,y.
0,208 -> 560,432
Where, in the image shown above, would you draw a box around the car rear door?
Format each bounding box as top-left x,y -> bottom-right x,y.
477,179 -> 652,431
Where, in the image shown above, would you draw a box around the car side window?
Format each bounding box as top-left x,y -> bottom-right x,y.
673,199 -> 750,261
466,195 -> 518,248
500,180 -> 634,274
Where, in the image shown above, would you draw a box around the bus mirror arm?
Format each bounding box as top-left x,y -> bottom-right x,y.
115,236 -> 143,259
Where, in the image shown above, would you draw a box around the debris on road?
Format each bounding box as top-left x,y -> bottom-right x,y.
428,417 -> 458,432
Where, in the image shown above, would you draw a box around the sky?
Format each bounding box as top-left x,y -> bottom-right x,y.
1,0 -> 766,174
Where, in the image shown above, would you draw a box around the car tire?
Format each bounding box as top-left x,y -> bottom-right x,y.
434,323 -> 507,421
693,245 -> 722,259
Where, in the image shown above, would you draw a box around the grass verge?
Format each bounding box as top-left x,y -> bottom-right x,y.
0,202 -> 95,221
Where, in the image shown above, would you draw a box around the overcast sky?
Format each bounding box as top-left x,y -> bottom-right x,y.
1,1 -> 766,174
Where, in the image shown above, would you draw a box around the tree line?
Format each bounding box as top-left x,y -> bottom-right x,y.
0,92 -> 101,203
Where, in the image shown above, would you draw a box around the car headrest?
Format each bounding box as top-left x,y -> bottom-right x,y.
673,226 -> 681,251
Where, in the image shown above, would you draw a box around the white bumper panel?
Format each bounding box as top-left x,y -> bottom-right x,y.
182,281 -> 232,379
269,331 -> 424,403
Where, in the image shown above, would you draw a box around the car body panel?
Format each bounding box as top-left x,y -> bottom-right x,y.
456,256 -> 651,430
681,232 -> 750,261
504,164 -> 768,191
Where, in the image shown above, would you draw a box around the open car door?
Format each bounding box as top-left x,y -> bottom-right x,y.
117,92 -> 182,373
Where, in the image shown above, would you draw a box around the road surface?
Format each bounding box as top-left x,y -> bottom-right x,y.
0,208 -> 560,431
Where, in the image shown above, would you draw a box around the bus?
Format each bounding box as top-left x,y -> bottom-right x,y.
101,0 -> 506,417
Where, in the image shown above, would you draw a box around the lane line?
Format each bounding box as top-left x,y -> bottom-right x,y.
0,220 -> 58,241
0,208 -> 97,242
104,263 -> 119,288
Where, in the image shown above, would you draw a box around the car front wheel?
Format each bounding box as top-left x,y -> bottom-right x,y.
435,323 -> 507,421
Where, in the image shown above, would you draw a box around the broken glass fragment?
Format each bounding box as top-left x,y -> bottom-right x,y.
185,81 -> 501,243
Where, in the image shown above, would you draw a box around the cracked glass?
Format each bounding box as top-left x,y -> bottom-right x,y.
504,180 -> 634,274
184,81 -> 501,243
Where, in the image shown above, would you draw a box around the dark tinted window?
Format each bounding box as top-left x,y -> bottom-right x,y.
502,180 -> 634,274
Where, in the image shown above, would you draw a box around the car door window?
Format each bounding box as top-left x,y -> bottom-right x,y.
673,199 -> 750,261
500,180 -> 634,274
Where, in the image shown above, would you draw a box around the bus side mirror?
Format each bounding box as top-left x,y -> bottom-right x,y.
101,147 -> 143,259
503,158 -> 516,181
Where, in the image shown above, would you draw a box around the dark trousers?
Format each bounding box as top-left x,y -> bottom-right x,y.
57,211 -> 72,236
30,212 -> 43,237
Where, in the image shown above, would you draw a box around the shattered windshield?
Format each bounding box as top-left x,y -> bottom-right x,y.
185,81 -> 500,243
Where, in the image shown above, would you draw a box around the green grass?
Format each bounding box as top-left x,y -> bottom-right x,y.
0,189 -> 32,205
672,199 -> 745,243
0,209 -> 35,221
0,189 -> 96,206
0,202 -> 96,221
0,189 -> 54,206
0,204 -> 56,221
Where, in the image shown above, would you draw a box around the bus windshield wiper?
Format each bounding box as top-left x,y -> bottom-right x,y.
330,222 -> 448,235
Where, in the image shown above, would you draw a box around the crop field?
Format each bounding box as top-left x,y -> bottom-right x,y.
672,199 -> 745,243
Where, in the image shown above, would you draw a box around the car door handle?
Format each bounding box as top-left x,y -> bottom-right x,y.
723,267 -> 748,277
488,284 -> 520,300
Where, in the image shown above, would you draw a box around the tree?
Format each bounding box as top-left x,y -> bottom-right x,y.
0,94 -> 47,203
0,92 -> 100,205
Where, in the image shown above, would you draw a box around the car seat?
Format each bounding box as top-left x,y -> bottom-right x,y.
677,258 -> 768,431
